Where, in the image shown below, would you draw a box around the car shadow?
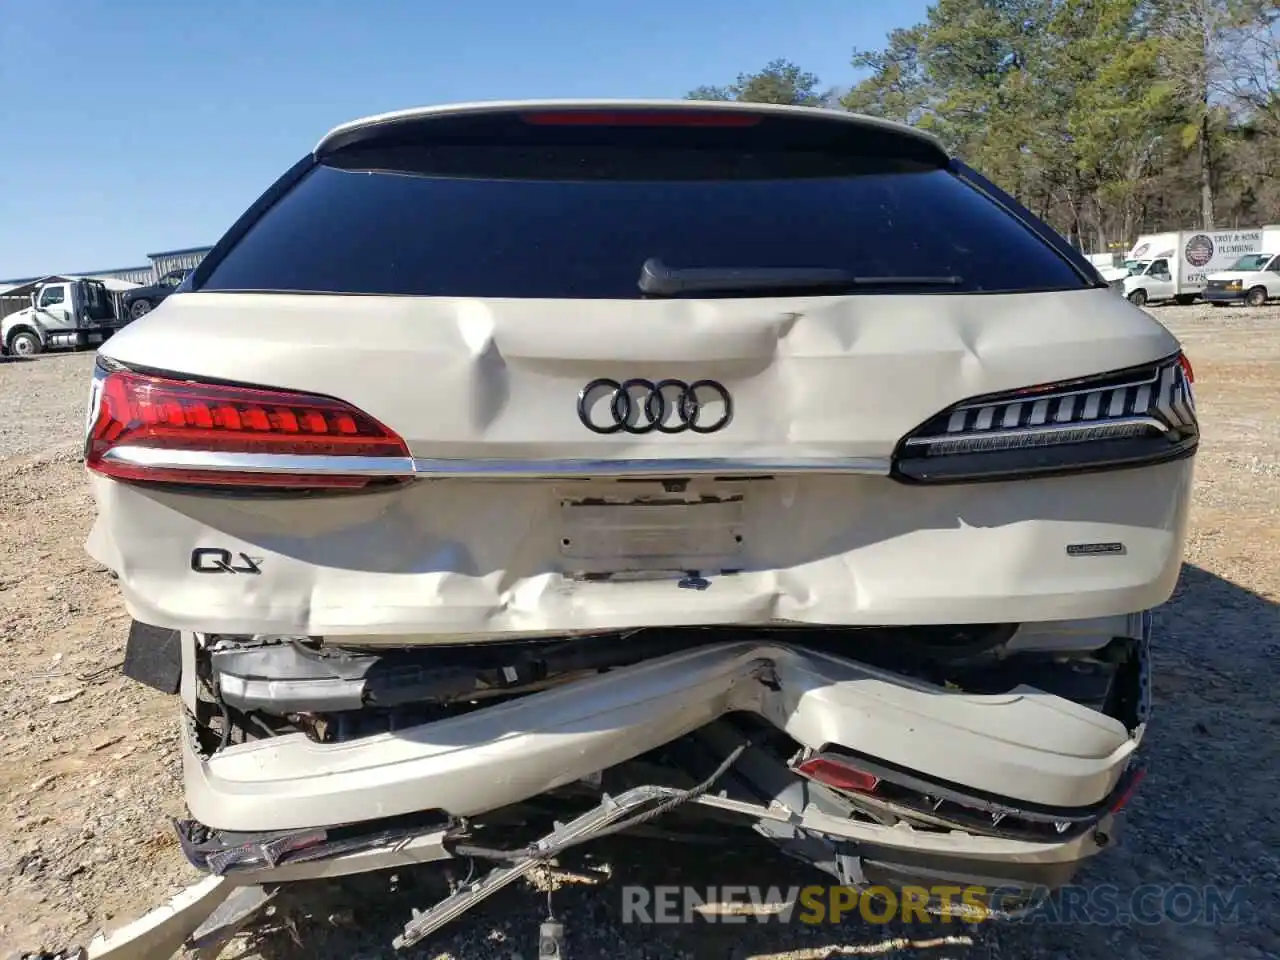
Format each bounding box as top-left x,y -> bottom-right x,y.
211,560 -> 1278,959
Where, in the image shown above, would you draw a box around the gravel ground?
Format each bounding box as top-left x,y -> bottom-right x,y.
0,303 -> 1276,960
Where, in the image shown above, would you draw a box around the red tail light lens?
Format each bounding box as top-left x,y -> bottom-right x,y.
85,368 -> 412,489
1178,352 -> 1194,383
519,110 -> 762,127
794,756 -> 881,794
1109,767 -> 1146,813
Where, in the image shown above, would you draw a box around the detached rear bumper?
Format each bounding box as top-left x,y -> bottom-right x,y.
183,624 -> 1148,840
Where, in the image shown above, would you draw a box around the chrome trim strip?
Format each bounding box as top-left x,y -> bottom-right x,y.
903,416 -> 1169,448
409,457 -> 890,477
101,447 -> 417,476
101,446 -> 891,478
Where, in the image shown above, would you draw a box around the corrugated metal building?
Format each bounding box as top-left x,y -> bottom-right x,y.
83,265 -> 156,285
4,264 -> 154,288
147,246 -> 212,278
1,245 -> 213,290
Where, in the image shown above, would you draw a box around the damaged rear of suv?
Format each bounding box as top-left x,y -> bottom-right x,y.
81,100 -> 1193,954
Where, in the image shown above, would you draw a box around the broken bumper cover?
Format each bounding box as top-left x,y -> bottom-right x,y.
184,631 -> 1147,836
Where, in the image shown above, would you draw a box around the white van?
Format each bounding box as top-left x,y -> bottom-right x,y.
1122,228 -> 1271,306
1203,254 -> 1280,306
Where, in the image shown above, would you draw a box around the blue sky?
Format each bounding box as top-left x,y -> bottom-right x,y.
0,0 -> 929,279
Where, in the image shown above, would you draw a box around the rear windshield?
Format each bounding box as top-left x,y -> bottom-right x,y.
198,141 -> 1087,299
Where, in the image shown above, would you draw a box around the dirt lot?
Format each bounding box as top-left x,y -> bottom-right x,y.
0,303 -> 1276,960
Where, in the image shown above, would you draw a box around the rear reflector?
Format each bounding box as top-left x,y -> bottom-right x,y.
1109,767 -> 1146,813
1178,352 -> 1194,383
794,756 -> 881,794
519,110 -> 763,127
85,368 -> 411,489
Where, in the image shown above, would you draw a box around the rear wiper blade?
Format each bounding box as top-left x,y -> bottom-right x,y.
637,257 -> 963,296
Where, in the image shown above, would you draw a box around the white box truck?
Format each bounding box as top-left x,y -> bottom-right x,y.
1202,225 -> 1280,307
1123,233 -> 1179,272
1121,227 -> 1277,306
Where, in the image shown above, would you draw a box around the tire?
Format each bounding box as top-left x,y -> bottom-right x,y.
129,299 -> 153,320
1245,286 -> 1268,307
1174,294 -> 1197,306
1127,289 -> 1148,307
7,330 -> 42,357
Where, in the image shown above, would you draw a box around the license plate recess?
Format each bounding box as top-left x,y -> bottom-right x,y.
556,482 -> 749,579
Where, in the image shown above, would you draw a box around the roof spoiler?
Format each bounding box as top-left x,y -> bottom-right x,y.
312,98 -> 948,161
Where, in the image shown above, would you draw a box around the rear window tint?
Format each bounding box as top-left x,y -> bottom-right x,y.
199,143 -> 1088,299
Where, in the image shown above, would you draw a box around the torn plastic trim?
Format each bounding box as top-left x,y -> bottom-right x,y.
205,623 -> 1021,718
71,769 -> 1103,959
99,444 -> 891,479
795,747 -> 1146,840
78,826 -> 453,960
174,810 -> 452,877
182,638 -> 1142,832
173,773 -> 1111,880
210,638 -> 485,714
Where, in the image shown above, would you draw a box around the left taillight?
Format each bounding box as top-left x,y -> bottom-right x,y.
84,362 -> 413,490
893,352 -> 1198,483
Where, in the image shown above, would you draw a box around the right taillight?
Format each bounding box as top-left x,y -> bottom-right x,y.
893,352 -> 1198,483
794,755 -> 881,794
84,363 -> 413,490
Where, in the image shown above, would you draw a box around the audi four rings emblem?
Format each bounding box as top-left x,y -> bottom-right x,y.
577,378 -> 733,434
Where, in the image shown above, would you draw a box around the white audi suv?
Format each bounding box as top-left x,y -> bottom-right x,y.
82,99 -> 1196,946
